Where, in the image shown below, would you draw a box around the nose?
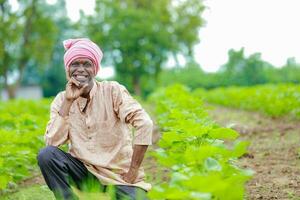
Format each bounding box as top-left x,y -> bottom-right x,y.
77,64 -> 85,72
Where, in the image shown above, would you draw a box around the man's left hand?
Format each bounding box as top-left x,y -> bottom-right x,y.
121,168 -> 139,184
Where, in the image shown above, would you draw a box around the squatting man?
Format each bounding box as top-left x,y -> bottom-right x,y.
37,38 -> 153,200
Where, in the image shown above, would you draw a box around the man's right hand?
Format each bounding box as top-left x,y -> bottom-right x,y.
58,78 -> 88,117
65,77 -> 88,101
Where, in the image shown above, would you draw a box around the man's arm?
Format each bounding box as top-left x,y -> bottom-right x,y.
122,145 -> 148,183
58,98 -> 73,117
112,82 -> 153,183
45,78 -> 88,146
45,93 -> 70,146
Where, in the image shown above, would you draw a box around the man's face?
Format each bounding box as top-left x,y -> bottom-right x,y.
68,58 -> 95,86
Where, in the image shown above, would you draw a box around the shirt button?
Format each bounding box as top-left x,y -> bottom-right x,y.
88,136 -> 92,139
87,126 -> 90,129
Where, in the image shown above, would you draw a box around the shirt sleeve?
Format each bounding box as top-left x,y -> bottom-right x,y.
112,82 -> 153,145
44,92 -> 69,147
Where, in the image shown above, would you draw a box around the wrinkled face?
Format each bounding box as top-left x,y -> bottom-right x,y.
68,58 -> 95,86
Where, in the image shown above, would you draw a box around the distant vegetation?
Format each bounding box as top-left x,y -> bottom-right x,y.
0,0 -> 205,98
194,84 -> 300,119
159,48 -> 300,90
2,1 -> 299,100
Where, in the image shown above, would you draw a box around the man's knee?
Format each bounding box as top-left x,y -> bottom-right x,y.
37,146 -> 60,167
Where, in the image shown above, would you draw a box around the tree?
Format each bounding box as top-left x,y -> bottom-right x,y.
277,58 -> 300,83
0,1 -> 21,96
40,0 -> 74,97
219,48 -> 270,86
0,0 -> 58,99
80,0 -> 205,96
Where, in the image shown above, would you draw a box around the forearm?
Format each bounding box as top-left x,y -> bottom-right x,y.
128,145 -> 148,172
45,98 -> 72,146
58,99 -> 74,117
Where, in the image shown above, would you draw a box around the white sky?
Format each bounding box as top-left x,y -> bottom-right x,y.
26,0 -> 300,75
195,0 -> 300,72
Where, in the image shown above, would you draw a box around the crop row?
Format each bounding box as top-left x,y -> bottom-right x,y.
148,84 -> 252,200
194,84 -> 300,119
0,99 -> 50,191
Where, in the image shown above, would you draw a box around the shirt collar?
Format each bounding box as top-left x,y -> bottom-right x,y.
76,80 -> 97,106
76,81 -> 97,112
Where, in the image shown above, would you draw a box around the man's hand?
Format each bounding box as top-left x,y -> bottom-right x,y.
121,168 -> 139,184
58,77 -> 88,117
65,77 -> 88,101
121,145 -> 148,184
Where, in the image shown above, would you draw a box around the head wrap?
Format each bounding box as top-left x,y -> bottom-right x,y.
63,38 -> 103,75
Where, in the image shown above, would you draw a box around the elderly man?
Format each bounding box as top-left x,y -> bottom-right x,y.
37,38 -> 153,200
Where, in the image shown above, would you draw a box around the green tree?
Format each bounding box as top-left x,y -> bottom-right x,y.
268,57 -> 300,83
0,0 -> 58,99
219,48 -> 270,86
0,1 -> 21,96
80,0 -> 205,96
158,61 -> 224,90
40,0 -> 74,97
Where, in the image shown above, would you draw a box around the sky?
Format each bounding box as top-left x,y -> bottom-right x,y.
194,0 -> 300,72
43,0 -> 300,75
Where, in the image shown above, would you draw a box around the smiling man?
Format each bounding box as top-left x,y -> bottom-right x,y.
37,38 -> 153,200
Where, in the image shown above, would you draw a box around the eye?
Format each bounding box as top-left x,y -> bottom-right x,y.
71,62 -> 80,67
84,62 -> 92,68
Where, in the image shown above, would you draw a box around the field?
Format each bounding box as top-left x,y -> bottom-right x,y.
195,84 -> 300,119
209,105 -> 300,199
0,84 -> 300,199
0,99 -> 50,191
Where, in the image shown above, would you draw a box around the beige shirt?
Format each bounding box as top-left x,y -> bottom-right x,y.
44,80 -> 153,191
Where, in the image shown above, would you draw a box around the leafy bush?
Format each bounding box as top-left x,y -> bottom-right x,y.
148,84 -> 252,200
0,99 -> 51,190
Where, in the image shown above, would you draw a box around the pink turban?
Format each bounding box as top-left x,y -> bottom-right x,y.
63,38 -> 103,75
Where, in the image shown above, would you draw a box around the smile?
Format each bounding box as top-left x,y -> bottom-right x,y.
74,75 -> 88,78
73,74 -> 89,82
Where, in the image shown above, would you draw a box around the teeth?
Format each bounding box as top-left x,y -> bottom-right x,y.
76,75 -> 86,79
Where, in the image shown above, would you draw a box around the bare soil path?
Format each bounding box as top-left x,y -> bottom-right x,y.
208,105 -> 300,200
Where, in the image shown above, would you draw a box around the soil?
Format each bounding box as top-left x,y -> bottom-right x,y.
19,174 -> 45,187
208,105 -> 300,200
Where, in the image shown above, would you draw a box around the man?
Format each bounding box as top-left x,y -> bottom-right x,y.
37,38 -> 153,200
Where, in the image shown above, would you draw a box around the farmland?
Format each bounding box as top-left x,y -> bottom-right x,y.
0,84 -> 300,199
194,84 -> 300,119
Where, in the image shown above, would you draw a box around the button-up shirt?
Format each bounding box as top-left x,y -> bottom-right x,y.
44,80 -> 153,191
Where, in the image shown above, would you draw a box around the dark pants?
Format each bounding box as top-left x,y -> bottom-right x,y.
37,146 -> 148,200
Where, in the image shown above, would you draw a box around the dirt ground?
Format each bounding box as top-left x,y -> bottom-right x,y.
208,105 -> 300,200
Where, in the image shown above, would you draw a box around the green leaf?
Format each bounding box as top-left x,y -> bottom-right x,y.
208,128 -> 239,140
204,157 -> 222,171
0,175 -> 12,189
232,141 -> 250,158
